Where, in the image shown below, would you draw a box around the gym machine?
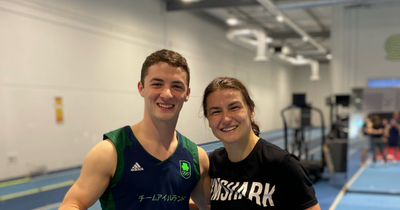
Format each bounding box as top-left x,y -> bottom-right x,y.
281,94 -> 326,183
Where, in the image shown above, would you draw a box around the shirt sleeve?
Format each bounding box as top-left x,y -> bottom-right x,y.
275,154 -> 318,210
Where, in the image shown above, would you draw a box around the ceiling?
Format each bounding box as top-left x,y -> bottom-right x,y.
164,0 -> 394,63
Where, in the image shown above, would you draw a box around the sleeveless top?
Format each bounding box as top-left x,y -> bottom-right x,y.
99,126 -> 200,210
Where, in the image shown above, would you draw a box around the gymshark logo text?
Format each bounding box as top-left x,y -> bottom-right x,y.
211,178 -> 275,207
131,162 -> 144,172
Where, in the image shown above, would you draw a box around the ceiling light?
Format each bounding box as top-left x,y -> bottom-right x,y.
226,18 -> 239,26
326,54 -> 333,60
266,37 -> 273,43
282,46 -> 291,55
276,15 -> 284,22
302,36 -> 309,42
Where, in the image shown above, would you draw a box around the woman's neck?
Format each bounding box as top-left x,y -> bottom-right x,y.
224,132 -> 259,163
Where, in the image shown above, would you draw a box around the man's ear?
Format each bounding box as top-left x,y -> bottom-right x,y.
185,87 -> 191,102
138,81 -> 144,97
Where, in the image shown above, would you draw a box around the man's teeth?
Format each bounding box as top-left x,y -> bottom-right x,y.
159,104 -> 173,108
222,126 -> 237,131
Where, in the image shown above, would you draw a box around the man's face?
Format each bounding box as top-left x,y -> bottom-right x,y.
138,62 -> 190,123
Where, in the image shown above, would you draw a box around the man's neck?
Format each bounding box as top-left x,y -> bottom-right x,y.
131,116 -> 179,161
142,115 -> 177,140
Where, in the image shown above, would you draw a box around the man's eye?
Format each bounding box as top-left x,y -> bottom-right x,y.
173,85 -> 183,89
151,83 -> 162,86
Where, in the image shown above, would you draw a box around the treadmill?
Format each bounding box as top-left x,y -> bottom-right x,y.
281,94 -> 326,183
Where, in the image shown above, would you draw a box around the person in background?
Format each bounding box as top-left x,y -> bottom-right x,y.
366,114 -> 388,167
59,49 -> 210,210
386,110 -> 400,164
201,77 -> 320,210
382,118 -> 389,151
360,115 -> 372,166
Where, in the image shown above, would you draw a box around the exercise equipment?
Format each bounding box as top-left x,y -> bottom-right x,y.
324,94 -> 350,177
281,94 -> 326,183
326,95 -> 350,139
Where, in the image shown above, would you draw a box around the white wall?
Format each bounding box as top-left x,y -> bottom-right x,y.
330,1 -> 400,140
331,1 -> 400,94
0,0 -> 294,180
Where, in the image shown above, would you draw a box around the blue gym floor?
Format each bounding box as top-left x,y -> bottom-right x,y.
1,128 -> 399,210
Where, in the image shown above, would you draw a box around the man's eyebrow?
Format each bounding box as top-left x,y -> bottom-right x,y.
149,78 -> 163,83
172,81 -> 185,85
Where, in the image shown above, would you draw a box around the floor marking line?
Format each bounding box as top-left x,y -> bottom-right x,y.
0,180 -> 74,201
0,177 -> 31,188
32,202 -> 62,210
328,159 -> 371,210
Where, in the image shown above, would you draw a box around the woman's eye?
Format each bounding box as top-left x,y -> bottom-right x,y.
210,111 -> 220,115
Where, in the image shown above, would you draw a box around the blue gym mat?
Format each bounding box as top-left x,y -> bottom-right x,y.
334,192 -> 400,210
347,163 -> 400,195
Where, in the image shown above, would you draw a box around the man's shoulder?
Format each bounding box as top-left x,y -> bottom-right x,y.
103,125 -> 129,139
177,131 -> 199,153
103,126 -> 132,149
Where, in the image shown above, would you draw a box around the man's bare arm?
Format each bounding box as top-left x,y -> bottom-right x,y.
59,140 -> 116,210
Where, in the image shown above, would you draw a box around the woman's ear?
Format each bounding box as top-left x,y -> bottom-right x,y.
250,106 -> 255,118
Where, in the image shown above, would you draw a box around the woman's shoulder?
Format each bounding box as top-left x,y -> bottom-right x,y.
208,146 -> 227,160
257,139 -> 292,162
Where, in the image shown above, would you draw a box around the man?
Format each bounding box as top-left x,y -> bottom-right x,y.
59,49 -> 210,210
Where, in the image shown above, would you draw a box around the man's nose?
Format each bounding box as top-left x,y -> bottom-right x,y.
160,87 -> 173,100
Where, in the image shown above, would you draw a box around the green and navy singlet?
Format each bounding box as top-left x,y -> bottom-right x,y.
99,126 -> 200,210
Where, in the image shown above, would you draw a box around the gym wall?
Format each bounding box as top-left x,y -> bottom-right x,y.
330,1 -> 400,94
0,0 -> 295,180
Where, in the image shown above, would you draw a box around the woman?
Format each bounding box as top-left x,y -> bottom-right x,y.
366,114 -> 388,167
202,77 -> 320,210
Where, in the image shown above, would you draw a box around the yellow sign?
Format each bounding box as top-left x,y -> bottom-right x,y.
55,97 -> 63,123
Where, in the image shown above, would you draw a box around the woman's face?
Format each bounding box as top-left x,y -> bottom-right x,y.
205,89 -> 254,145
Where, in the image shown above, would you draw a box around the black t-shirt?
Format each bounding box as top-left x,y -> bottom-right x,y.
209,139 -> 318,210
370,123 -> 384,138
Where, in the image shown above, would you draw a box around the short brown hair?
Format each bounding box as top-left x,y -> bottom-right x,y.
202,77 -> 260,137
141,49 -> 190,86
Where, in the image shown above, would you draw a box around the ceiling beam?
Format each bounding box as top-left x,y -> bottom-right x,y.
256,0 -> 328,54
195,10 -> 330,39
304,9 -> 328,32
193,12 -> 331,39
167,0 -> 397,12
270,31 -> 330,39
166,0 -> 259,12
